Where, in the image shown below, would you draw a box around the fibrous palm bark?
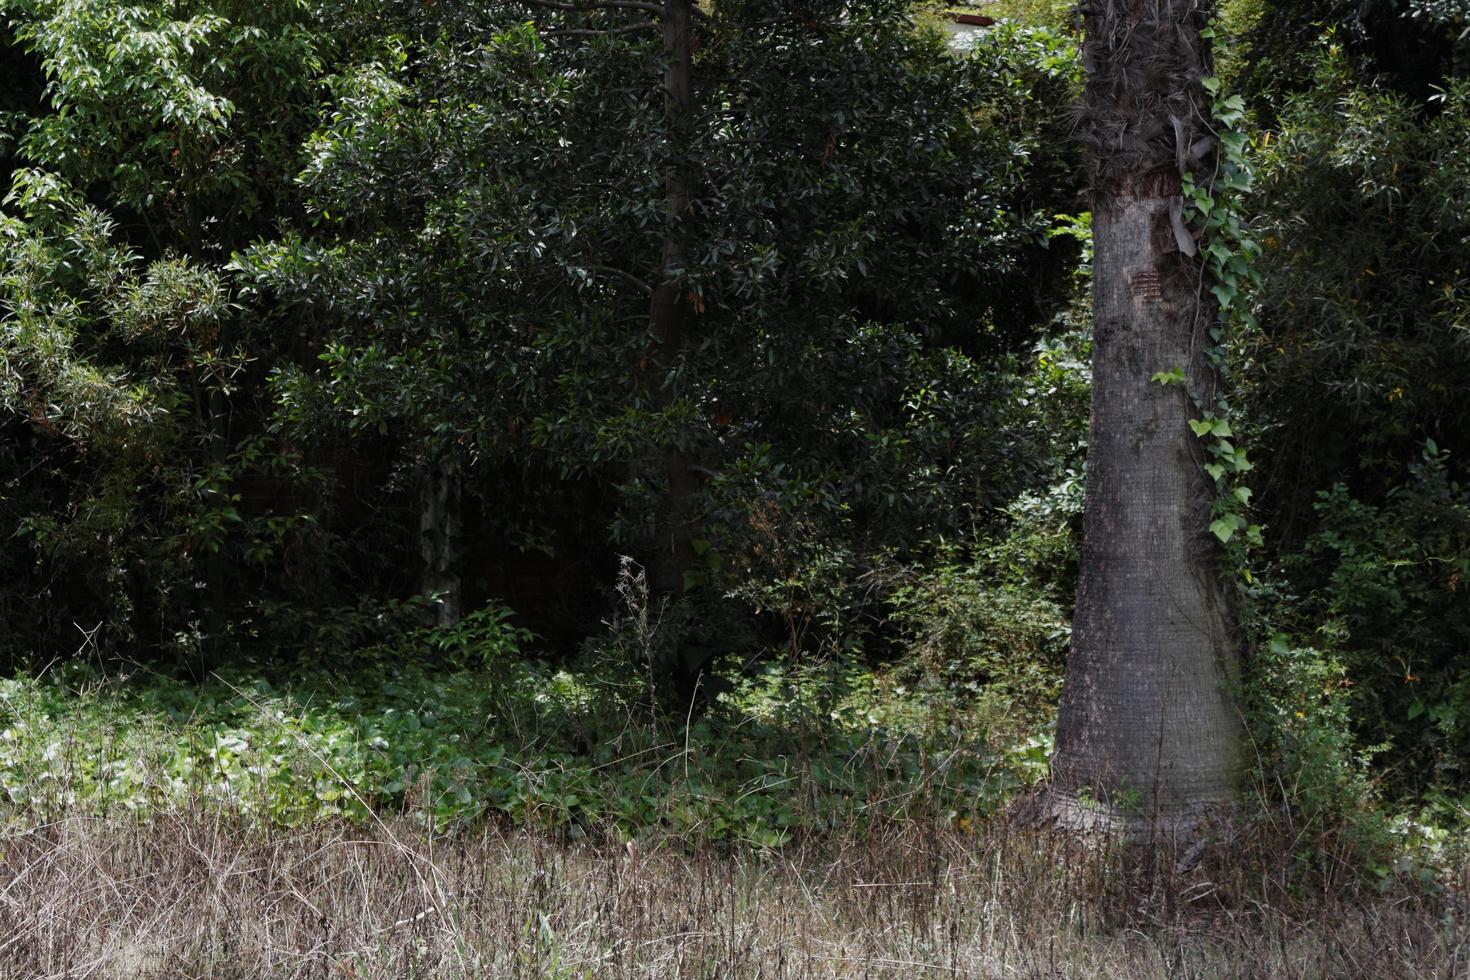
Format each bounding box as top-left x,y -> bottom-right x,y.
1048,0 -> 1242,832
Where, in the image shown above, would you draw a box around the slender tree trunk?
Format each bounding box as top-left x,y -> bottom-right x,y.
648,0 -> 698,596
1047,0 -> 1241,833
202,386 -> 227,668
418,459 -> 462,628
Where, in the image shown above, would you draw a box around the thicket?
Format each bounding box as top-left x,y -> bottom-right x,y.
1,0 -> 1468,877
0,0 -> 1081,667
1226,2 -> 1470,843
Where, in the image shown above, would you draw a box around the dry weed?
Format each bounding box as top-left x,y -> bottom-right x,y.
0,812 -> 1464,979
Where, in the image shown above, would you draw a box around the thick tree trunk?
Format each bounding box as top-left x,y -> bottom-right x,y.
1047,0 -> 1242,833
648,0 -> 698,596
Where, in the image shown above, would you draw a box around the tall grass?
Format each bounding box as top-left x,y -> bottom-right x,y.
0,813 -> 1464,978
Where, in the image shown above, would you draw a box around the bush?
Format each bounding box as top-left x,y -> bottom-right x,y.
880,471 -> 1080,747
0,603 -> 1044,843
1294,443 -> 1470,792
1243,62 -> 1470,548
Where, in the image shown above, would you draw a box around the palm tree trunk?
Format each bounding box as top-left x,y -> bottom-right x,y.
1047,0 -> 1242,833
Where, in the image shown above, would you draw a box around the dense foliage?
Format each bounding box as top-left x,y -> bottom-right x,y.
1238,41 -> 1470,811
1,0 -> 1469,866
1,0 -> 1082,675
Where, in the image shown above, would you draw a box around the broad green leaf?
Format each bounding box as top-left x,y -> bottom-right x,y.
1152,367 -> 1186,386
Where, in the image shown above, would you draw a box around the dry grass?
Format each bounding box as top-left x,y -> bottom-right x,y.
0,812 -> 1464,979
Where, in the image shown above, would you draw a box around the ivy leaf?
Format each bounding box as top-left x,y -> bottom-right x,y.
1152,367 -> 1186,386
1210,518 -> 1237,543
1233,486 -> 1253,504
1205,463 -> 1226,481
1211,418 -> 1233,438
1189,418 -> 1214,437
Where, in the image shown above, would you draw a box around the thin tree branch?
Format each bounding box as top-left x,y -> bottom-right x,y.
526,0 -> 665,15
542,20 -> 660,36
524,0 -> 711,17
581,264 -> 655,295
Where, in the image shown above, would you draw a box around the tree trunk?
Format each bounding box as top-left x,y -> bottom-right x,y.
1047,0 -> 1242,833
648,0 -> 698,596
418,459 -> 462,629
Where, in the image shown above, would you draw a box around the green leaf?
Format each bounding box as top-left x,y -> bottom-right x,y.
1205,463 -> 1226,481
1152,367 -> 1186,386
1210,518 -> 1236,543
1189,418 -> 1214,437
1210,418 -> 1233,438
1233,486 -> 1253,504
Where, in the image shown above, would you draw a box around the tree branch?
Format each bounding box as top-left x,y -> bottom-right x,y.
542,20 -> 660,36
581,263 -> 654,295
526,0 -> 666,15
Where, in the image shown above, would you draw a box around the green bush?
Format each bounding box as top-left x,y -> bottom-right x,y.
0,598 -> 1042,843
1295,443 -> 1470,791
880,473 -> 1080,746
1244,62 -> 1470,548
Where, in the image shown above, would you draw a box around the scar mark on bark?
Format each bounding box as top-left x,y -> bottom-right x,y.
1136,170 -> 1181,199
1129,268 -> 1165,305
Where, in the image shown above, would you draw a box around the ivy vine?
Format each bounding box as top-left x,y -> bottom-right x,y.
1152,34 -> 1264,577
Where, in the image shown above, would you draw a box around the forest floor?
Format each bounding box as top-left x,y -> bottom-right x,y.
0,812 -> 1465,979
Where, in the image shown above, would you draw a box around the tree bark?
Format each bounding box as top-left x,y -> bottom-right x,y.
1047,0 -> 1242,833
648,0 -> 698,596
418,459 -> 462,629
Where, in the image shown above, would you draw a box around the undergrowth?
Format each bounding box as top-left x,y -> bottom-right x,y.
0,650 -> 1043,847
